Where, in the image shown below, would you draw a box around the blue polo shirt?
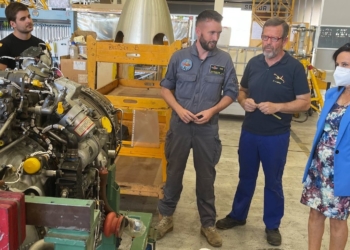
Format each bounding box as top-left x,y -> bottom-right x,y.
161,42 -> 239,123
241,52 -> 309,135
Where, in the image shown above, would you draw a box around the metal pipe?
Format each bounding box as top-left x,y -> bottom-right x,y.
0,111 -> 16,138
28,89 -> 65,115
302,0 -> 307,22
310,0 -> 315,26
296,0 -> 300,22
274,0 -> 278,16
18,96 -> 24,112
95,169 -> 100,202
47,131 -> 67,145
38,90 -> 65,115
0,135 -> 28,154
116,108 -> 124,143
42,124 -> 65,134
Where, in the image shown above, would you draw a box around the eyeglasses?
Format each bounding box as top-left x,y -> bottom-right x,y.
261,35 -> 283,42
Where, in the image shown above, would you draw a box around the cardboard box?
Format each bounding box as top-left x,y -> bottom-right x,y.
60,55 -> 88,86
72,2 -> 123,13
70,30 -> 97,44
91,0 -> 125,9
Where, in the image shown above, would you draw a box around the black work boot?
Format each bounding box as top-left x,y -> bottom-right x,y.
265,228 -> 282,246
215,216 -> 246,230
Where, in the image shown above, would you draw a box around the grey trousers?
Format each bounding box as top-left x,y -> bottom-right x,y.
158,114 -> 222,227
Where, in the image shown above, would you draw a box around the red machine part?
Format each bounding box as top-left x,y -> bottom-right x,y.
0,191 -> 26,250
103,212 -> 125,238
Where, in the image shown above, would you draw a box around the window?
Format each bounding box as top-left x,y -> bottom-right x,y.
222,7 -> 252,47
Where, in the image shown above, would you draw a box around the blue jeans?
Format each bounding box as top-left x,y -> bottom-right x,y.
228,129 -> 290,229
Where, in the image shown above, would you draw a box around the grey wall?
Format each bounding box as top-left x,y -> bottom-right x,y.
293,0 -> 322,25
320,0 -> 350,26
168,2 -> 214,15
314,0 -> 350,82
314,49 -> 336,76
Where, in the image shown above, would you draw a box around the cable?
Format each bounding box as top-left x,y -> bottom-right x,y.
4,162 -> 23,185
292,112 -> 309,123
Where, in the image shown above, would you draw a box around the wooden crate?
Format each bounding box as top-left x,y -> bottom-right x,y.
87,36 -> 182,197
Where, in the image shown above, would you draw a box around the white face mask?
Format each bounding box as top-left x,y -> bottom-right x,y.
333,66 -> 350,87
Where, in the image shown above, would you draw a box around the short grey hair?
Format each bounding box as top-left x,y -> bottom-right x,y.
263,17 -> 289,39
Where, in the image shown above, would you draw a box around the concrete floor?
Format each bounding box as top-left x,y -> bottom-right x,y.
119,113 -> 350,250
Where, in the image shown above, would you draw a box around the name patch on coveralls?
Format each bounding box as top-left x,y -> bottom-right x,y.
210,64 -> 225,75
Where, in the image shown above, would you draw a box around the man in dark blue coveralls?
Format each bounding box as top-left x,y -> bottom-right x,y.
216,17 -> 310,247
156,10 -> 239,248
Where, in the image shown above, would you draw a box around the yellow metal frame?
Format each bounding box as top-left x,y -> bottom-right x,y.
87,35 -> 181,90
300,59 -> 326,113
289,23 -> 316,57
251,0 -> 295,27
87,35 -> 182,197
250,0 -> 295,47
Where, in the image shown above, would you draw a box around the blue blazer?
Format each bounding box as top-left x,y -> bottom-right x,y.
302,87 -> 350,196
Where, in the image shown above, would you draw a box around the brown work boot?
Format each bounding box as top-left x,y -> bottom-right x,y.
156,216 -> 173,240
201,226 -> 222,247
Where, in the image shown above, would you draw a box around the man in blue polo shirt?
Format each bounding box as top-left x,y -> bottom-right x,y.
156,10 -> 239,248
216,17 -> 310,246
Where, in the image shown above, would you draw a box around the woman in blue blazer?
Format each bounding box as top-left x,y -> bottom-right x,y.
301,44 -> 350,250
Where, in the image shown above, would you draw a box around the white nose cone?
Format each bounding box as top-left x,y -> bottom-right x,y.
115,0 -> 174,45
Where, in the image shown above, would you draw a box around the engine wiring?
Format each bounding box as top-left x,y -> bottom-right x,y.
4,163 -> 23,185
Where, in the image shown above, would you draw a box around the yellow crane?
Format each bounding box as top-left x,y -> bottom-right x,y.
251,0 -> 295,28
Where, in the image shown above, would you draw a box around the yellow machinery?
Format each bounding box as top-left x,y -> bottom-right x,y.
300,59 -> 327,113
0,0 -> 48,9
291,24 -> 328,114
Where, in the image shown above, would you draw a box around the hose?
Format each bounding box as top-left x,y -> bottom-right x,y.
99,169 -> 114,214
29,239 -> 54,250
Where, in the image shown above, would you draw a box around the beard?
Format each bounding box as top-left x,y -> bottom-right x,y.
17,25 -> 33,34
263,45 -> 280,59
199,34 -> 217,51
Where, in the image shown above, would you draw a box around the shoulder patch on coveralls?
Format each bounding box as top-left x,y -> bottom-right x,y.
180,59 -> 193,71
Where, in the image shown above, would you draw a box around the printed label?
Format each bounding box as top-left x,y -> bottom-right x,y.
74,117 -> 94,137
73,61 -> 86,71
78,74 -> 88,84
